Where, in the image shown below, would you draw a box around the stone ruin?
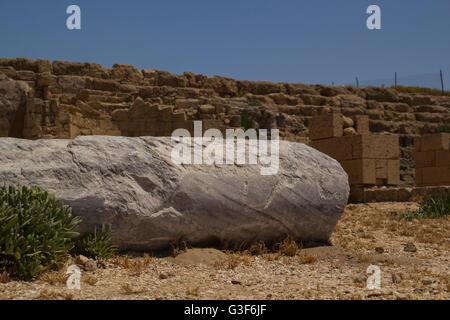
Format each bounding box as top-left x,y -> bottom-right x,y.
309,113 -> 400,202
415,133 -> 450,187
0,57 -> 449,203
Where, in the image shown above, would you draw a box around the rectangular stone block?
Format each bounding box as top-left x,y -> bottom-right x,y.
158,106 -> 174,121
352,134 -> 399,159
436,150 -> 450,167
172,120 -> 192,132
387,159 -> 400,185
105,130 -> 122,136
415,167 -> 423,186
91,129 -> 110,135
375,159 -> 387,180
365,188 -> 399,202
202,120 -> 224,133
157,122 -> 173,136
147,105 -> 160,118
79,129 -> 92,136
98,119 -> 118,131
422,166 -> 450,185
414,136 -> 421,152
415,150 -> 436,168
172,112 -> 187,122
419,133 -> 450,152
309,113 -> 343,141
341,159 -> 376,185
175,99 -> 199,109
182,120 -> 194,135
310,136 -> 353,161
349,185 -> 365,203
355,115 -> 370,135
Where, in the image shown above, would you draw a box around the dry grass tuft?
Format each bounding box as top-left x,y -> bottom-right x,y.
38,289 -> 74,300
356,254 -> 372,263
39,269 -> 69,285
275,236 -> 301,257
214,252 -> 254,270
186,286 -> 200,297
248,241 -> 268,255
299,252 -> 317,264
121,283 -> 147,295
170,235 -> 189,257
82,275 -> 98,286
111,254 -> 153,275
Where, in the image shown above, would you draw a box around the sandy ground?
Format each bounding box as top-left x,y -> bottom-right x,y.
0,202 -> 448,300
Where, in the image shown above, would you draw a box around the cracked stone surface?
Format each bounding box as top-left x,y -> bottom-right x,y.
0,136 -> 349,250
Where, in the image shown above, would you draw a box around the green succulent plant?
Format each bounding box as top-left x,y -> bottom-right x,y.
0,184 -> 81,280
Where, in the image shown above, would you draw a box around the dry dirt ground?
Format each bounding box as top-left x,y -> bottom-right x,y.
0,202 -> 448,300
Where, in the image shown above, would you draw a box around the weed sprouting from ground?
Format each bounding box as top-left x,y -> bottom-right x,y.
392,195 -> 449,221
274,236 -> 302,257
79,224 -> 118,260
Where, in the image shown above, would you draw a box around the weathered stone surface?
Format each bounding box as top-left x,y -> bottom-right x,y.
0,136 -> 349,251
0,74 -> 32,137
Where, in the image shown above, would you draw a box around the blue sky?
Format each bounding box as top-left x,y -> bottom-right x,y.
1,0 -> 449,88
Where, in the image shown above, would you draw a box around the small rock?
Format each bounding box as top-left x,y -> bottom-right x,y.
96,259 -> 107,269
375,247 -> 384,254
392,273 -> 402,284
76,255 -> 97,271
83,260 -> 97,272
404,242 -> 417,253
343,116 -> 354,128
159,273 -> 174,280
395,293 -> 408,300
422,279 -> 432,286
75,255 -> 90,265
367,291 -> 383,298
353,275 -> 366,284
343,127 -> 357,136
231,280 -> 241,285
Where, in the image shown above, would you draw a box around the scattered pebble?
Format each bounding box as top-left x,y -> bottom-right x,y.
422,280 -> 432,286
391,273 -> 402,284
404,242 -> 417,253
375,247 -> 384,254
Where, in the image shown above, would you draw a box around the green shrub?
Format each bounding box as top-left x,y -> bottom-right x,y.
248,101 -> 261,107
80,224 -> 118,260
236,90 -> 246,98
241,112 -> 254,131
0,184 -> 81,280
392,194 -> 450,221
436,124 -> 450,133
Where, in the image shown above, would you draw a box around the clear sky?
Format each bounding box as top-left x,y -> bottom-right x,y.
1,0 -> 449,88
